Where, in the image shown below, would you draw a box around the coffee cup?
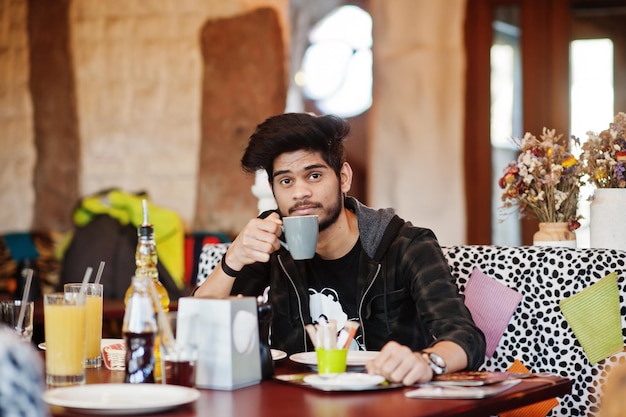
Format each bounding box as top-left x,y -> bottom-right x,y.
281,215 -> 319,260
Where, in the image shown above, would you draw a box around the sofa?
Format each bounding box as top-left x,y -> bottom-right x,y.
196,243 -> 626,416
442,245 -> 626,416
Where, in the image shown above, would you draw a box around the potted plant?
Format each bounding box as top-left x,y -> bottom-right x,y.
498,128 -> 584,247
579,112 -> 626,250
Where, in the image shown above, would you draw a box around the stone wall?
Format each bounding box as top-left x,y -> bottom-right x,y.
369,0 -> 466,245
72,0 -> 288,233
195,8 -> 286,232
0,0 -> 35,232
0,0 -> 469,245
30,0 -> 81,231
0,0 -> 288,234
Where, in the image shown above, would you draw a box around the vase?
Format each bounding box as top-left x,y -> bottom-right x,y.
533,222 -> 577,248
590,188 -> 626,251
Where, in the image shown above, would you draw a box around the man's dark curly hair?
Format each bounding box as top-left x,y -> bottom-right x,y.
241,113 -> 351,181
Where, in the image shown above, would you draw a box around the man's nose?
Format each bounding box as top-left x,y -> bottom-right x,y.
292,181 -> 312,199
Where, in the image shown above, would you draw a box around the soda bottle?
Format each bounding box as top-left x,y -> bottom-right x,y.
123,275 -> 157,383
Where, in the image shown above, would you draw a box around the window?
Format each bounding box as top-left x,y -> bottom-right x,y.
296,5 -> 372,118
570,38 -> 615,248
491,10 -> 522,246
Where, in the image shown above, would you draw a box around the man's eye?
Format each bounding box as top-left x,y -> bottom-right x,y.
280,178 -> 292,185
310,173 -> 321,180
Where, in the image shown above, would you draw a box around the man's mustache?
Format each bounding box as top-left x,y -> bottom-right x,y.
289,201 -> 322,214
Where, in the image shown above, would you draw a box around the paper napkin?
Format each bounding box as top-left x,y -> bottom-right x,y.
102,342 -> 126,371
559,271 -> 623,365
499,360 -> 559,417
463,267 -> 523,357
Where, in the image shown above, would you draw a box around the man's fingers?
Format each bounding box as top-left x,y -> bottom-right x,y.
366,341 -> 401,375
379,345 -> 412,380
265,212 -> 283,225
366,342 -> 431,386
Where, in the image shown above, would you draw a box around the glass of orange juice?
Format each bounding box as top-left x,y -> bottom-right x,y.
64,283 -> 103,368
44,292 -> 87,386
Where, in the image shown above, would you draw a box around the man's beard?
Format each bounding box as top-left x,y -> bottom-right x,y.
278,189 -> 343,232
318,189 -> 343,232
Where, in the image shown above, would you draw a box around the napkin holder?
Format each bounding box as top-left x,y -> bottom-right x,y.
177,296 -> 261,390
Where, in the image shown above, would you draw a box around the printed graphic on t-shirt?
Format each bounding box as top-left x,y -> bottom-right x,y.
309,287 -> 363,350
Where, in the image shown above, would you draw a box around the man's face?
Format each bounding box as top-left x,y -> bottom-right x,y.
271,150 -> 344,231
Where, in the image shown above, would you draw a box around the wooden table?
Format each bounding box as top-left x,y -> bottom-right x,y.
47,358 -> 572,417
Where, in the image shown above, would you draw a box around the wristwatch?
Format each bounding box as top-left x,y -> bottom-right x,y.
421,351 -> 447,375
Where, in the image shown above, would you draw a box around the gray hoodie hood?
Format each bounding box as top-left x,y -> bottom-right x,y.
345,196 -> 397,259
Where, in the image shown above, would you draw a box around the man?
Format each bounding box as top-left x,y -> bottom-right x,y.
195,113 -> 485,385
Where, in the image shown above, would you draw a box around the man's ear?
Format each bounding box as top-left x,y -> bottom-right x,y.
340,162 -> 353,194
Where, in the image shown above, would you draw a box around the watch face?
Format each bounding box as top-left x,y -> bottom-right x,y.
423,352 -> 447,375
429,352 -> 446,368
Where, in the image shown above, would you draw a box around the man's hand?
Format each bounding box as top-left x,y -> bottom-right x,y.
194,212 -> 283,298
223,212 -> 283,271
365,341 -> 432,386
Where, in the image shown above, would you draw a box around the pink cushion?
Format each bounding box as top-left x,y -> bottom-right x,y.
463,267 -> 523,357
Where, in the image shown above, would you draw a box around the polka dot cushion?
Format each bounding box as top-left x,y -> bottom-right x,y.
196,242 -> 230,286
442,245 -> 626,416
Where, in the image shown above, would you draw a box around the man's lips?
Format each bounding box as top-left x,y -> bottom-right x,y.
290,205 -> 318,215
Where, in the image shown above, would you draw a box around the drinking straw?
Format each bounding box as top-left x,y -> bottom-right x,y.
339,321 -> 360,349
305,324 -> 318,349
94,261 -> 106,284
80,267 -> 93,294
142,199 -> 149,224
16,268 -> 34,332
317,320 -> 337,349
327,320 -> 337,349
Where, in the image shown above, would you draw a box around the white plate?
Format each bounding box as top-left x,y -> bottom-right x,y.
271,349 -> 287,361
39,338 -> 123,351
289,350 -> 378,369
43,383 -> 200,415
303,373 -> 386,391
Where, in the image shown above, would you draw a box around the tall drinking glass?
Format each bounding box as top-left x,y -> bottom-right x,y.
44,292 -> 87,386
64,283 -> 103,368
0,300 -> 34,342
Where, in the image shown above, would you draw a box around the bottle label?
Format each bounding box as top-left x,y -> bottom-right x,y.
124,332 -> 156,383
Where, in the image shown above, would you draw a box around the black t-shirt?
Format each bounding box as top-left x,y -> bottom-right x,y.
306,239 -> 363,349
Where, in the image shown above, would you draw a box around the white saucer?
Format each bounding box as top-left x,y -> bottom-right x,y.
303,373 -> 386,391
43,383 -> 199,415
271,349 -> 287,361
290,350 -> 378,370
